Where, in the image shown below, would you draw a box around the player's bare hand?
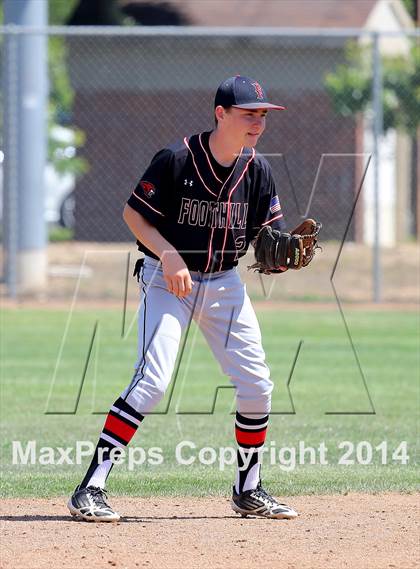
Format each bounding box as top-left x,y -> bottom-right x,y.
161,253 -> 193,298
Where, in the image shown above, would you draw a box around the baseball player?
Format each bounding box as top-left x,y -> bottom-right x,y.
68,76 -> 298,522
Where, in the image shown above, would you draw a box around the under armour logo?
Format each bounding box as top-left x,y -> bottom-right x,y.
184,179 -> 194,187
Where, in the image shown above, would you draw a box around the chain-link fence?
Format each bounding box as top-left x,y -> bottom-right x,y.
1,27 -> 419,301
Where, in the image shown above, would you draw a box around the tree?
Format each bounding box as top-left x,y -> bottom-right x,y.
0,0 -> 88,177
325,41 -> 420,136
48,35 -> 88,177
325,39 -> 420,237
48,0 -> 88,177
49,0 -> 80,25
401,0 -> 416,20
66,0 -> 123,25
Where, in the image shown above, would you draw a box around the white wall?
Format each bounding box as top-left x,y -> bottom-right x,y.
363,127 -> 397,246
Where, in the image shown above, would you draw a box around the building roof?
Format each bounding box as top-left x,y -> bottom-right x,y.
121,0 -> 388,27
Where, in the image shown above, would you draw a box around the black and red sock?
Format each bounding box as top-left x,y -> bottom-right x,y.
234,411 -> 269,494
80,397 -> 144,489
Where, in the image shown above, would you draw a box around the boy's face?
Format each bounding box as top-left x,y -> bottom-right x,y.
217,107 -> 268,147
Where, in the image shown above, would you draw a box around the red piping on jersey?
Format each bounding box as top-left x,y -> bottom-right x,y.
184,137 -> 218,198
191,140 -> 242,273
205,233 -> 213,273
219,148 -> 255,271
261,212 -> 283,226
203,151 -> 244,273
131,192 -> 165,216
198,133 -> 223,184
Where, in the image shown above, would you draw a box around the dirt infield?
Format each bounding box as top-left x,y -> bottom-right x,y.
0,494 -> 418,569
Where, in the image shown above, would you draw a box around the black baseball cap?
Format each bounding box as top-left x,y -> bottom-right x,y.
214,76 -> 286,111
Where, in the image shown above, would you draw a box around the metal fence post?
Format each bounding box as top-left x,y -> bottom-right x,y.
3,31 -> 19,299
3,1 -> 48,297
372,32 -> 383,303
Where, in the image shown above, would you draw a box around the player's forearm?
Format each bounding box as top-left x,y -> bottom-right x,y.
122,204 -> 177,260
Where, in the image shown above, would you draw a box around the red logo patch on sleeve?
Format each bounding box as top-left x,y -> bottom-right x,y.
140,181 -> 156,198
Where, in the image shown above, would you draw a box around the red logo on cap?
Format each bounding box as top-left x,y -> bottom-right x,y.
252,82 -> 264,100
140,181 -> 156,198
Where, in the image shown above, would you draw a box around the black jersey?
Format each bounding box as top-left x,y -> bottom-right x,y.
126,131 -> 286,272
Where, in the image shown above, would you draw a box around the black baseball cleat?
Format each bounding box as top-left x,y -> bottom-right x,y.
231,482 -> 298,519
67,485 -> 120,522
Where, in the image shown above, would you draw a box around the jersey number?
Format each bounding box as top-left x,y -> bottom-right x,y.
234,236 -> 246,261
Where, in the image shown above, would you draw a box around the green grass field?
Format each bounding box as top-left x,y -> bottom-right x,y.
1,306 -> 418,498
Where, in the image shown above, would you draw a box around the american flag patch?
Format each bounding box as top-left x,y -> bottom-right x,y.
270,195 -> 281,214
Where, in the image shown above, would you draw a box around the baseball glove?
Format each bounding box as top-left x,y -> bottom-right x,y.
248,218 -> 322,275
